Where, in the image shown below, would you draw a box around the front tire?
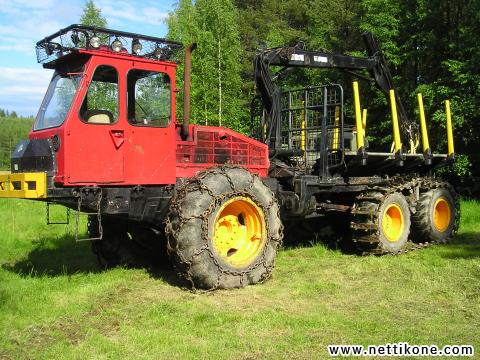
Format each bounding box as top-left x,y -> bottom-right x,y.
165,166 -> 283,290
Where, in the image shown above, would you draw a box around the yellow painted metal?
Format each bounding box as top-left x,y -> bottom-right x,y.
409,138 -> 418,154
417,93 -> 430,153
332,106 -> 340,150
263,123 -> 267,142
362,108 -> 367,132
433,197 -> 451,232
300,101 -> 306,153
353,82 -> 364,149
381,203 -> 404,242
213,196 -> 267,269
445,100 -> 455,156
389,89 -> 402,153
0,172 -> 47,199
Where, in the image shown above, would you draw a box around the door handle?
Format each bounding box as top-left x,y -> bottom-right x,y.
109,129 -> 125,149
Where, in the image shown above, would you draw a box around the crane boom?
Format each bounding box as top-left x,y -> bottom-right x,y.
253,32 -> 418,151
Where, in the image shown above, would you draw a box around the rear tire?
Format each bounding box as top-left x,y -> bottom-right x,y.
412,181 -> 459,243
351,190 -> 411,254
165,166 -> 283,290
89,216 -> 166,268
377,192 -> 411,253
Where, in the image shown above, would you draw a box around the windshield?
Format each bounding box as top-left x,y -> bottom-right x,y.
34,72 -> 81,131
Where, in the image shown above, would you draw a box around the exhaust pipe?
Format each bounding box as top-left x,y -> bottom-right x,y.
181,43 -> 197,140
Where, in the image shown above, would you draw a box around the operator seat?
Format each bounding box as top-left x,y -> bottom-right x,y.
84,109 -> 114,124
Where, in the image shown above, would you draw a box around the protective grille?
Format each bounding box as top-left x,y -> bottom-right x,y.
252,84 -> 344,174
36,24 -> 182,64
176,128 -> 267,167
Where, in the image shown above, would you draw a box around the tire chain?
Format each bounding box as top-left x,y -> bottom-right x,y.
351,176 -> 460,256
164,165 -> 284,292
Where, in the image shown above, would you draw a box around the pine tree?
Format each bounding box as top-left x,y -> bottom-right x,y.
80,0 -> 107,28
167,0 -> 198,123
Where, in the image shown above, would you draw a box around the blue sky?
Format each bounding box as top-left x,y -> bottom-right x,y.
0,0 -> 177,116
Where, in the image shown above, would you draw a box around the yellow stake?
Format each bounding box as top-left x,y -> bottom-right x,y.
362,108 -> 367,131
333,106 -> 340,150
389,89 -> 402,153
409,139 -> 417,154
300,101 -> 306,153
362,108 -> 367,146
445,100 -> 454,156
417,93 -> 430,153
353,82 -> 364,149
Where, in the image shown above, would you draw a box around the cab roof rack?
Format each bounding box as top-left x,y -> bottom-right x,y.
35,24 -> 183,64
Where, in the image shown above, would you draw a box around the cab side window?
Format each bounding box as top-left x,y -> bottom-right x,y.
80,65 -> 119,124
127,70 -> 171,127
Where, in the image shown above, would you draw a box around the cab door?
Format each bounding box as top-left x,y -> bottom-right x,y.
123,63 -> 176,185
66,62 -> 125,184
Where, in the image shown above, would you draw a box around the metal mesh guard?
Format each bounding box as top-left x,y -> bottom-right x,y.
35,24 -> 183,64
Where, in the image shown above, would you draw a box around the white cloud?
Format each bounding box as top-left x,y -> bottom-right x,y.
0,39 -> 35,55
0,85 -> 47,95
0,0 -> 169,55
0,25 -> 19,36
0,0 -> 58,22
0,67 -> 53,114
0,0 -> 56,10
0,67 -> 52,92
0,0 -> 175,115
0,66 -> 51,79
0,18 -> 65,54
96,0 -> 169,25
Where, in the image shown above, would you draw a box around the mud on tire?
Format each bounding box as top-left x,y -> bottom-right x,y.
165,166 -> 283,290
351,190 -> 411,254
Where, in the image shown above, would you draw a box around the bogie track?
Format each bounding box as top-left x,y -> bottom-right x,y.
350,177 -> 460,255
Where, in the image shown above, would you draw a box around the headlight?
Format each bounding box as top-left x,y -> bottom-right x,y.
71,32 -> 80,47
90,36 -> 101,49
132,39 -> 142,55
153,46 -> 162,59
111,38 -> 122,52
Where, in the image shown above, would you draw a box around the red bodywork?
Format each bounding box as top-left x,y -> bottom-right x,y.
30,48 -> 268,186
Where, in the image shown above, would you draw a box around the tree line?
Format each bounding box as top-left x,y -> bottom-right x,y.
2,0 -> 478,193
168,0 -> 480,193
0,108 -> 22,118
0,115 -> 34,170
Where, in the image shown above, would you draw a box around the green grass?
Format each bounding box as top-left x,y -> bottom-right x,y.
0,199 -> 479,359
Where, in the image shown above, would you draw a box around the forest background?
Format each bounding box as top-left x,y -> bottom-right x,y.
2,0 -> 479,194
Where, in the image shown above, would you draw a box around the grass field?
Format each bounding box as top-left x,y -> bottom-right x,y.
0,199 -> 479,359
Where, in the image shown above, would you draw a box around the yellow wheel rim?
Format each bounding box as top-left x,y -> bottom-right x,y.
433,197 -> 451,232
381,203 -> 404,242
213,196 -> 266,269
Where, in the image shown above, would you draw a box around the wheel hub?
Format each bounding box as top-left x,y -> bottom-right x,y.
213,197 -> 266,268
433,197 -> 451,232
382,203 -> 404,242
